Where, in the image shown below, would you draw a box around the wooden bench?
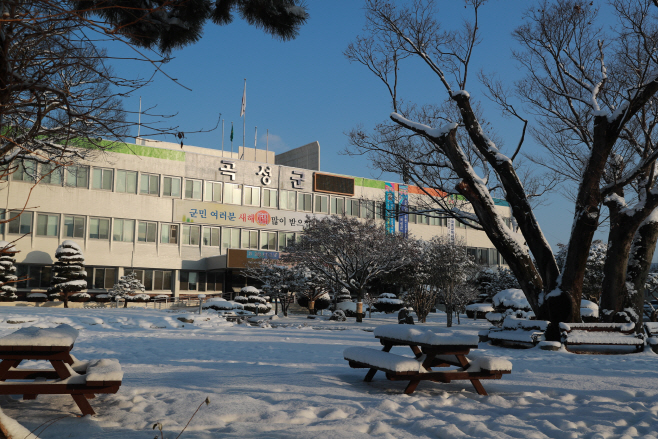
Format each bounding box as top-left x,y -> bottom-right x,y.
644,322 -> 658,354
488,317 -> 549,349
0,324 -> 123,415
344,324 -> 512,395
560,322 -> 645,353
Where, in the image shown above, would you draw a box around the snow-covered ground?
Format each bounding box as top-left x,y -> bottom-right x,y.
0,306 -> 657,439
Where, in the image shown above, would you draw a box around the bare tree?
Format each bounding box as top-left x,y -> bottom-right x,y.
282,215 -> 418,322
345,0 -> 658,337
243,260 -> 303,317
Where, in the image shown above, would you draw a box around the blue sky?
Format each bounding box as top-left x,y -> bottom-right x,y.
108,0 -> 623,258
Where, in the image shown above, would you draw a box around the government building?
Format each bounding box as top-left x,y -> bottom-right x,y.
1,138 -> 514,299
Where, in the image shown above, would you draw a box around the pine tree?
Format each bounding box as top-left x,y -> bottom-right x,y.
0,242 -> 18,301
109,272 -> 145,308
48,241 -> 87,308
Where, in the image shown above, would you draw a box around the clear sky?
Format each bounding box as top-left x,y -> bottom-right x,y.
107,0 -> 633,259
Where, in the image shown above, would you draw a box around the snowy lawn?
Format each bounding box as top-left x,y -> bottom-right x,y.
0,307 -> 657,439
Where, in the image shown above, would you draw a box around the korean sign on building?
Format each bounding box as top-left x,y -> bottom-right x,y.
173,200 -> 317,231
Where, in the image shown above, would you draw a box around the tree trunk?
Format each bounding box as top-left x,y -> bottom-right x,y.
601,196 -> 658,327
63,294 -> 69,309
446,304 -> 453,327
274,293 -> 279,316
309,300 -> 315,315
626,217 -> 658,329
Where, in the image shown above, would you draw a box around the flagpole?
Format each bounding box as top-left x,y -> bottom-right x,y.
221,119 -> 224,156
242,78 -> 246,161
231,121 -> 234,155
254,126 -> 257,161
137,96 -> 142,139
266,129 -> 269,163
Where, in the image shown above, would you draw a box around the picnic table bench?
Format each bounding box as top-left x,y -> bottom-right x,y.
645,322 -> 658,354
344,325 -> 512,396
560,322 -> 645,353
488,316 -> 549,349
0,324 -> 123,416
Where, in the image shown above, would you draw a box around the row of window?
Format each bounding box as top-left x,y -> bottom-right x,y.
10,161 -> 511,227
14,265 -> 175,291
3,210 -> 297,251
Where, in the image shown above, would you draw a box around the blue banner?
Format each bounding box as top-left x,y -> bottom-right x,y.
399,185 -> 408,237
247,250 -> 280,260
385,183 -> 396,235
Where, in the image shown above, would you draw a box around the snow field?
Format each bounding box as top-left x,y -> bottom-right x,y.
0,307 -> 656,438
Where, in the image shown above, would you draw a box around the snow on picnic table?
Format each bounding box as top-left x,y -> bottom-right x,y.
0,307 -> 656,438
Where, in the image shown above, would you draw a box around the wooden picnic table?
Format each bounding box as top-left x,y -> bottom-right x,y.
345,325 -> 512,396
0,324 -> 122,416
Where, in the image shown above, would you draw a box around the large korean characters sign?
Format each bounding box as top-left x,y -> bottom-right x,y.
173,200 -> 317,231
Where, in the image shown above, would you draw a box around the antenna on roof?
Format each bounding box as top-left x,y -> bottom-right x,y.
137,96 -> 142,139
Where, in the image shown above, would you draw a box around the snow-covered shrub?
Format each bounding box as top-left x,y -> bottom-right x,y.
154,294 -> 170,300
131,294 -> 150,302
233,295 -> 248,304
297,292 -> 331,311
49,292 -> 62,301
203,299 -> 243,311
238,287 -> 271,314
336,300 -> 357,317
27,293 -> 48,302
465,303 -> 494,319
47,240 -> 87,308
241,286 -> 260,295
398,308 -> 414,324
95,294 -> 111,303
335,288 -> 352,303
486,288 -> 534,326
0,241 -> 18,302
69,292 -> 91,302
476,267 -> 520,302
329,310 -> 346,321
374,293 -> 404,313
109,272 -> 145,307
580,299 -> 599,323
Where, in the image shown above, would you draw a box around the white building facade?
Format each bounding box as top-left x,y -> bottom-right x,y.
1,138 -> 515,299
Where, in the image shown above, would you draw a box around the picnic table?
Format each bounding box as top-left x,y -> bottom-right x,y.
0,324 -> 123,416
344,325 -> 512,395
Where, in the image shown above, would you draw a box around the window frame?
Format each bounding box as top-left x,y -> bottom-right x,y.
184,179 -> 202,200
260,231 -> 277,250
163,176 -> 182,198
137,221 -> 158,243
66,165 -> 89,188
12,160 -> 36,182
280,190 -> 297,211
262,188 -> 278,208
223,183 -> 242,205
314,194 -> 329,214
221,227 -> 240,250
63,215 -> 85,238
240,229 -> 259,249
243,186 -> 261,207
36,213 -> 59,237
182,224 -> 200,246
116,169 -> 138,194
113,218 -> 135,242
204,181 -> 222,203
298,192 -> 313,212
8,210 -> 33,235
160,224 -> 179,244
40,163 -> 63,186
92,168 -> 114,191
89,217 -> 110,240
140,173 -> 160,196
202,226 -> 220,247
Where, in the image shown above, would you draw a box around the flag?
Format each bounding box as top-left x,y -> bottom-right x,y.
240,80 -> 246,117
230,124 -> 234,142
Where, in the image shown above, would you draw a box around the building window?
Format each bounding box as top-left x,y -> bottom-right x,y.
140,173 -> 160,195
375,202 -> 385,220
129,269 -> 173,291
278,232 -> 295,250
345,199 -> 359,217
138,221 -> 157,243
36,214 -> 58,237
113,219 -> 135,242
203,227 -> 220,246
262,188 -> 277,208
15,264 -> 28,288
63,216 -> 85,238
314,194 -> 329,214
0,209 -> 4,234
223,183 -> 242,205
221,228 -> 240,250
161,224 -> 178,244
66,165 -> 89,188
89,267 -> 116,289
182,224 -> 200,245
12,160 -> 36,182
116,170 -> 137,194
180,271 -> 198,291
361,200 -> 375,219
244,186 -> 261,206
89,218 -> 110,240
205,181 -> 222,202
298,193 -> 312,212
41,163 -> 63,186
280,190 -> 296,210
331,197 -> 345,215
8,210 -> 33,235
92,168 -> 113,191
241,229 -> 258,249
27,265 -> 52,289
163,176 -> 181,197
260,231 -> 277,250
184,179 -> 202,200
457,220 -> 467,229
205,272 -> 222,292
